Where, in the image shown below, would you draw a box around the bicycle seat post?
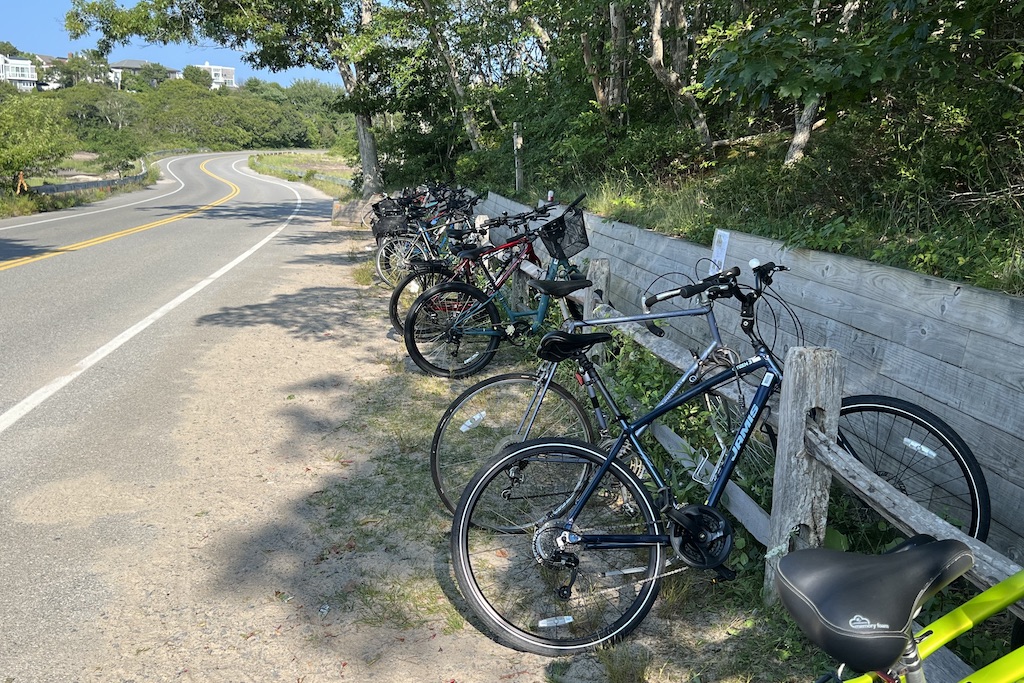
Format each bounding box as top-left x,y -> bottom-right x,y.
897,638 -> 926,683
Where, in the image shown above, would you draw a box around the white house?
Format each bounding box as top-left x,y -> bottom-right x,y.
109,59 -> 182,89
194,61 -> 236,89
0,54 -> 38,91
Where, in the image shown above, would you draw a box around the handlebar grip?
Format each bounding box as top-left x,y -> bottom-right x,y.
566,193 -> 586,210
644,321 -> 666,338
643,266 -> 742,310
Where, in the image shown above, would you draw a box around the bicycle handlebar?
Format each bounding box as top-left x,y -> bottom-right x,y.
565,193 -> 586,210
643,266 -> 742,312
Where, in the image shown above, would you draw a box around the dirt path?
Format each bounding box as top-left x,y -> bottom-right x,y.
74,212 -> 572,683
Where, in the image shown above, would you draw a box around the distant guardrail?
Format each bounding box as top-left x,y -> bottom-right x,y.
34,170 -> 149,195
33,149 -> 205,195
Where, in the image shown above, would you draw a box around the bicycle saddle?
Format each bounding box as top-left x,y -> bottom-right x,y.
527,278 -> 593,298
456,244 -> 492,260
775,539 -> 972,672
536,330 -> 612,361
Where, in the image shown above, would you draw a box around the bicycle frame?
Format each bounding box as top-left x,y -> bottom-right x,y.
557,345 -> 783,546
438,243 -> 575,338
841,570 -> 1024,683
513,303 -> 729,453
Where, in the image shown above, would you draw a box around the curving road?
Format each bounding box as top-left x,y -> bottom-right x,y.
0,153 -> 334,678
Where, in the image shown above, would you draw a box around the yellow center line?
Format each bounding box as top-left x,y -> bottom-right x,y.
0,159 -> 241,273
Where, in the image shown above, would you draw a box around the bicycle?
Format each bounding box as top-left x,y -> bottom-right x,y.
776,535 -> 1024,683
374,193 -> 482,287
433,263 -> 990,541
403,194 -> 592,379
387,203 -> 558,334
448,261 -> 991,656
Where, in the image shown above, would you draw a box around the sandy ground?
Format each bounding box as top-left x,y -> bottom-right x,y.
72,208 -> 589,683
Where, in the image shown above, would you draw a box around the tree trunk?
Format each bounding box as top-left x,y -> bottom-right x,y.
784,96 -> 820,165
783,0 -> 857,166
422,0 -> 482,152
509,0 -> 556,69
646,0 -> 713,150
331,4 -> 383,198
581,32 -> 609,116
608,3 -> 627,112
355,112 -> 384,197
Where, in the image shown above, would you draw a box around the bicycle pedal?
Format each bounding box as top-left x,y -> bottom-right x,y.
711,564 -> 736,582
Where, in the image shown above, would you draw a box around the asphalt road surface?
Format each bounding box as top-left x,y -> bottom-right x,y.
0,153 -> 336,679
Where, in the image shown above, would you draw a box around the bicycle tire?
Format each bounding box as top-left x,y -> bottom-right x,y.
431,373 -> 597,513
835,394 -> 991,542
404,281 -> 502,378
710,391 -> 990,545
388,263 -> 456,333
376,235 -> 427,287
451,438 -> 664,656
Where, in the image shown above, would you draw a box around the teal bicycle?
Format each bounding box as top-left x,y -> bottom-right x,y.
403,194 -> 591,378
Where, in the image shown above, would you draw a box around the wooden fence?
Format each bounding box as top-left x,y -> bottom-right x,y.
478,191 -> 1024,563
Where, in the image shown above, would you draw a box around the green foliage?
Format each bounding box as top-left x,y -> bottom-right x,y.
182,65 -> 214,89
0,81 -> 18,103
0,94 -> 76,194
42,0 -> 1024,294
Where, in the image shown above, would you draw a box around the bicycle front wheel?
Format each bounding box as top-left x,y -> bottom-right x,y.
431,373 -> 596,513
451,438 -> 664,657
404,282 -> 502,378
376,235 -> 427,287
836,395 -> 990,541
388,264 -> 455,333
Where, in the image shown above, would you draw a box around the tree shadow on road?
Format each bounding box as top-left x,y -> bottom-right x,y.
194,285 -> 384,343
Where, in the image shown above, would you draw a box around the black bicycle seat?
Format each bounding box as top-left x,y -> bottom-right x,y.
528,279 -> 593,298
456,244 -> 491,260
536,331 -> 612,362
775,539 -> 973,672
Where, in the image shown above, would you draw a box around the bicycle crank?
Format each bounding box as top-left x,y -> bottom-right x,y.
666,504 -> 734,570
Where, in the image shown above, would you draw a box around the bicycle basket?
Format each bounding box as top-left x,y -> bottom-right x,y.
540,207 -> 588,261
372,197 -> 404,218
372,215 -> 414,241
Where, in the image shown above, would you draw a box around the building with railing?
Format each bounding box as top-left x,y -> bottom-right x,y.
193,62 -> 236,89
0,54 -> 38,91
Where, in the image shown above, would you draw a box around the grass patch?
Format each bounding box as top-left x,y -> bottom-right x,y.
249,152 -> 358,202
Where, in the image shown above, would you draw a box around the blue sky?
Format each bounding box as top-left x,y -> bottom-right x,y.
5,0 -> 343,87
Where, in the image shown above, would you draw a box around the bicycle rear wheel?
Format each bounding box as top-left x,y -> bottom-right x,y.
388,264 -> 456,333
711,391 -> 989,545
834,394 -> 990,543
451,439 -> 664,656
404,282 -> 502,378
431,373 -> 596,513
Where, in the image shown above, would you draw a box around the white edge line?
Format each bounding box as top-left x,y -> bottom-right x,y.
0,159 -> 304,437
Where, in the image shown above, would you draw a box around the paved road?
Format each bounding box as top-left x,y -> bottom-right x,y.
0,153 -> 334,679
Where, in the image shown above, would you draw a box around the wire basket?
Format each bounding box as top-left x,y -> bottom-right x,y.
540,207 -> 589,261
372,197 -> 405,218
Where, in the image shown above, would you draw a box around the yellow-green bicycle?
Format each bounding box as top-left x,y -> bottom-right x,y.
776,536 -> 1024,683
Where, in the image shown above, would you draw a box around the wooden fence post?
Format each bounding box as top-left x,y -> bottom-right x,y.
763,346 -> 843,604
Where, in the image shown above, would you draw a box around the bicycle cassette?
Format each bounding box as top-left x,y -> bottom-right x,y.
667,504 -> 734,569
